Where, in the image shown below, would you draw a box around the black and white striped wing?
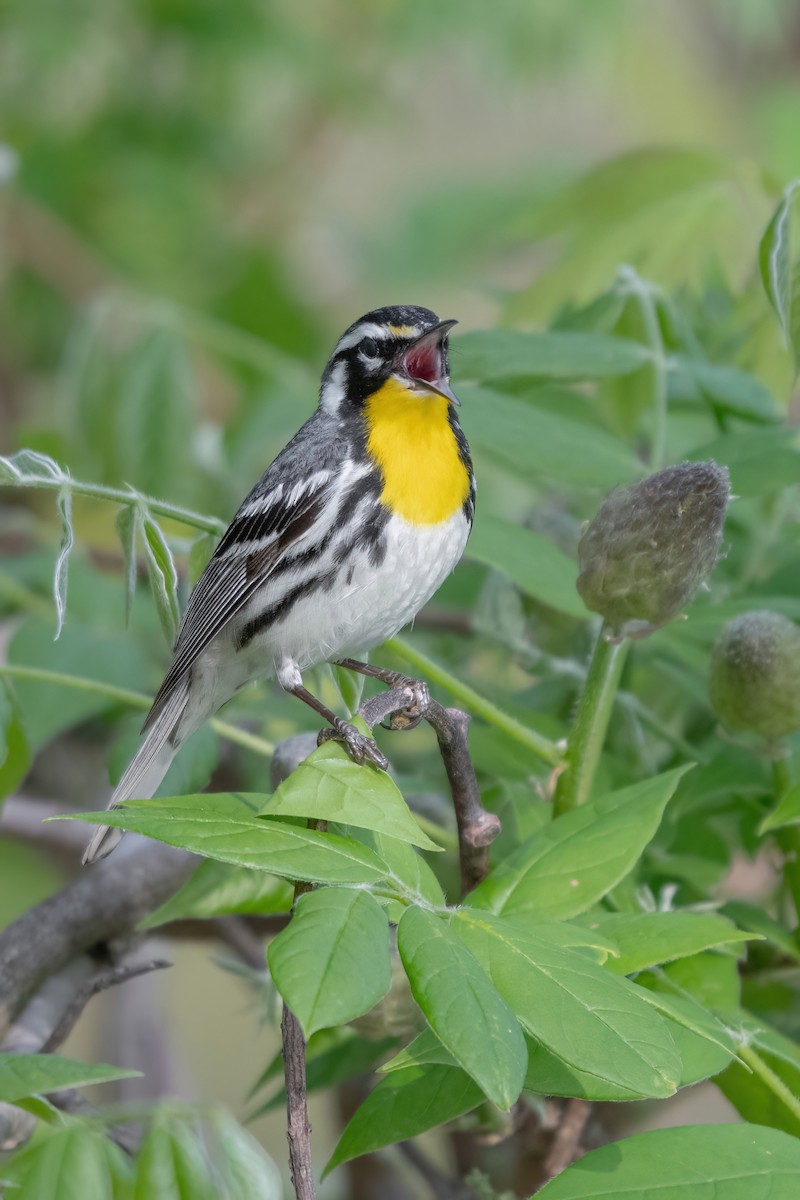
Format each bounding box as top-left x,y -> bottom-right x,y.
143,474 -> 333,730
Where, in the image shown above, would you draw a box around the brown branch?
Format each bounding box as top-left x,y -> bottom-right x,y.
542,1098 -> 591,1181
336,659 -> 502,896
424,701 -> 500,897
282,867 -> 318,1199
0,954 -> 161,1156
0,837 -> 196,1041
282,1000 -> 316,1200
270,734 -> 320,1200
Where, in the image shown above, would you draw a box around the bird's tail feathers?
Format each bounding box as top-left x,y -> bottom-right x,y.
82,675 -> 192,865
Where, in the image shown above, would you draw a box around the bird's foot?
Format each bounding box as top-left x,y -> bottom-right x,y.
381,677 -> 430,731
317,719 -> 389,770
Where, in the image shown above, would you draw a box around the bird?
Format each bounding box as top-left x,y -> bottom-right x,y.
83,305 -> 475,863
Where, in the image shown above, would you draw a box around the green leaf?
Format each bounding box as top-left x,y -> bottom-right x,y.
251,1030 -> 397,1117
355,829 -> 445,908
524,1035 -> 651,1101
535,1123 -> 800,1200
659,950 -> 742,1015
0,682 -> 31,800
324,1063 -> 482,1177
759,180 -> 800,373
469,767 -> 689,918
6,617 -> 153,750
268,888 -> 391,1036
332,663 -> 365,713
460,383 -> 640,488
455,330 -> 650,382
630,982 -> 737,1066
10,1126 -> 124,1200
380,1026 -> 458,1075
454,909 -> 681,1098
397,905 -> 527,1110
141,858 -> 293,928
206,1112 -> 282,1200
64,794 -> 388,884
721,901 -> 800,964
527,988 -> 734,1099
760,781 -> 800,833
574,911 -> 756,975
113,329 -> 197,504
261,741 -> 440,851
468,514 -> 585,619
688,427 -> 800,498
717,1021 -> 800,1138
672,357 -> 777,423
143,514 -> 181,646
0,449 -> 65,487
133,1118 -> 215,1200
188,532 -> 217,585
115,504 -> 141,625
0,1052 -> 139,1102
52,485 -> 74,640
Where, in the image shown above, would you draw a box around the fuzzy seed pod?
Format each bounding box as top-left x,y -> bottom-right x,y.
577,461 -> 730,638
709,610 -> 800,741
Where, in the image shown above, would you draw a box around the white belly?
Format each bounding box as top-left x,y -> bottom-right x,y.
225,509 -> 470,692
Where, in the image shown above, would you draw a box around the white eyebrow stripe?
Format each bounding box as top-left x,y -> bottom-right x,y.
333,322 -> 391,355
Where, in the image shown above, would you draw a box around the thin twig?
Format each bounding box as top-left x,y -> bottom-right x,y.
0,838 -> 195,1040
542,1098 -> 591,1180
211,917 -> 268,973
40,960 -> 171,1054
0,955 -> 155,1156
282,868 -> 318,1199
398,1140 -> 478,1199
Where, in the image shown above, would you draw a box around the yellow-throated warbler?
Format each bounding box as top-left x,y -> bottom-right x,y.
83,305 -> 475,863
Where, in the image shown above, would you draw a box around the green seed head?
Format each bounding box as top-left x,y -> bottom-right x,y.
709,610 -> 800,741
577,461 -> 730,637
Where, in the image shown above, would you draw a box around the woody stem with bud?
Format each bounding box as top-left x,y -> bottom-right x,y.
553,627 -> 629,817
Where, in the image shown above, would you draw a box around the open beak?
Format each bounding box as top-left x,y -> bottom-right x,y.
400,318 -> 460,406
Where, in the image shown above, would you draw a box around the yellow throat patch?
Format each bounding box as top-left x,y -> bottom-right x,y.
364,378 -> 470,526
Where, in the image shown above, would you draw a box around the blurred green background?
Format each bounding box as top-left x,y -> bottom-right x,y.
3,0 -> 800,1192
2,0 -> 800,486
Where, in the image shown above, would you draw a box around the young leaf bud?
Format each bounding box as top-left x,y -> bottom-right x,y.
709,610 -> 800,741
577,462 -> 729,638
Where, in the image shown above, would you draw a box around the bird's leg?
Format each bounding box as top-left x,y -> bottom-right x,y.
335,657 -> 430,731
287,683 -> 389,770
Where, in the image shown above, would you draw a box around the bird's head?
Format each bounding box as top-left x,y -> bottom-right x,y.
319,305 -> 459,414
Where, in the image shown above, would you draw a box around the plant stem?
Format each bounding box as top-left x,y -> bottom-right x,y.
771,755 -> 800,931
0,663 -> 274,758
739,1042 -> 800,1127
5,471 -> 226,536
552,627 -> 629,817
0,571 -> 55,619
617,266 -> 668,471
386,636 -> 562,767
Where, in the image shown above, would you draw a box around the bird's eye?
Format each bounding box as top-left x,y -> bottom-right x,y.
361,337 -> 379,359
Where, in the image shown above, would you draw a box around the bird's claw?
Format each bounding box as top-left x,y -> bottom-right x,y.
317,721 -> 389,770
382,678 -> 430,732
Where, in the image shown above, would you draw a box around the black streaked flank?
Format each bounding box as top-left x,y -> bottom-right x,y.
238,568 -> 338,649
